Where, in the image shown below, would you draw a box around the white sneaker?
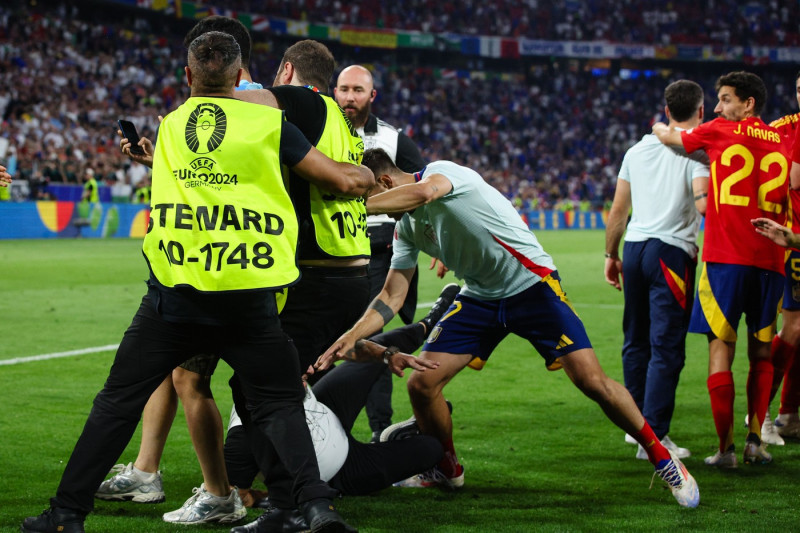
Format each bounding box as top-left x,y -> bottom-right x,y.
635,436 -> 690,460
95,462 -> 165,503
660,436 -> 691,458
761,412 -> 785,445
743,440 -> 773,465
624,433 -> 637,445
704,449 -> 737,469
394,466 -> 465,490
652,451 -> 699,508
775,412 -> 800,438
162,484 -> 247,524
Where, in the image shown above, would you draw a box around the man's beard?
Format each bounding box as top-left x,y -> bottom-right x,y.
344,105 -> 370,128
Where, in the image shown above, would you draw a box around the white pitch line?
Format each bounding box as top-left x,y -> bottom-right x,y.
0,344 -> 119,366
1,302 -> 622,366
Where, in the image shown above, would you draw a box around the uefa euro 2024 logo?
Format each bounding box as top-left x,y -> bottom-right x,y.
185,103 -> 227,154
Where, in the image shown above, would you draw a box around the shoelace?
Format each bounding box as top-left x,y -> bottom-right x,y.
650,461 -> 681,490
107,463 -> 129,476
180,486 -> 206,508
417,467 -> 455,486
418,468 -> 439,482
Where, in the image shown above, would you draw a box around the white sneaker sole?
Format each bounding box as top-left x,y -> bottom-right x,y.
162,507 -> 247,524
95,491 -> 165,503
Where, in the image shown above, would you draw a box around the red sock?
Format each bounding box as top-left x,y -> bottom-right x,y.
781,347 -> 800,414
631,422 -> 670,465
708,371 -> 735,452
747,359 -> 774,436
436,438 -> 463,477
770,335 -> 794,403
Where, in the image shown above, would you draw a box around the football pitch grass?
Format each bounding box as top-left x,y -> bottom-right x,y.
2,232 -> 799,532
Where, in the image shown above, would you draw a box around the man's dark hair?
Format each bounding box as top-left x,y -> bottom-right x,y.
184,16 -> 252,68
187,31 -> 241,94
362,148 -> 397,177
715,71 -> 767,116
664,80 -> 704,122
279,40 -> 335,91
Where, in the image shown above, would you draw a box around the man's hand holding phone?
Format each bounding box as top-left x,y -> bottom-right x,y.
117,119 -> 155,168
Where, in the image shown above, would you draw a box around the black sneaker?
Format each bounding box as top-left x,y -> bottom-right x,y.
229,504 -> 308,533
420,283 -> 460,333
300,498 -> 357,533
379,416 -> 419,442
21,507 -> 85,533
379,401 -> 452,442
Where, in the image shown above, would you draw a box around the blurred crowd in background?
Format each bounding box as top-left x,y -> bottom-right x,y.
1,0 -> 799,210
179,0 -> 800,45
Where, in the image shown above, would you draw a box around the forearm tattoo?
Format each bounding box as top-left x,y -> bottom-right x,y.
369,298 -> 395,326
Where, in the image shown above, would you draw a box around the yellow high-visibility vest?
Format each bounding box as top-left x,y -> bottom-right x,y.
143,97 -> 299,292
307,94 -> 369,258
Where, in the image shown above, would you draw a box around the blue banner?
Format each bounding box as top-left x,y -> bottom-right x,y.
0,201 -> 150,239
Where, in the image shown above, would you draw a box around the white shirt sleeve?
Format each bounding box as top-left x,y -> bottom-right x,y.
618,151 -> 631,183
689,158 -> 710,180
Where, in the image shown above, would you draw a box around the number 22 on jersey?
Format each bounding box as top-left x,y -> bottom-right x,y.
714,143 -> 788,214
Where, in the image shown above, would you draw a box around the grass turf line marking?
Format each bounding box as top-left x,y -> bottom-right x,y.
1,344 -> 119,366
5,303 -> 437,365
3,301 -> 623,365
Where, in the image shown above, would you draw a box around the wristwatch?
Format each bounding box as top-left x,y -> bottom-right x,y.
382,346 -> 400,364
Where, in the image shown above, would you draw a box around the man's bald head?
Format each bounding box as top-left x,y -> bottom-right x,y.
339,65 -> 374,91
335,65 -> 376,129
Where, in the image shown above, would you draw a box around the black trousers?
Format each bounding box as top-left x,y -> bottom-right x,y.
52,294 -> 333,515
319,360 -> 442,495
229,266 -> 370,506
281,266 -> 371,374
226,327 -> 440,496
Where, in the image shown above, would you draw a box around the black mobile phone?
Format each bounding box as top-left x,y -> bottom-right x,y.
117,119 -> 145,155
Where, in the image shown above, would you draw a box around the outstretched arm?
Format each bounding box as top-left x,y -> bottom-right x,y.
752,217 -> 800,248
652,122 -> 684,148
321,339 -> 439,378
316,267 -> 416,371
367,173 -> 453,215
232,88 -> 280,109
292,145 -> 375,197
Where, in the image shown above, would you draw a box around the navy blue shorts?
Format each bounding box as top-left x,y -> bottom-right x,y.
689,262 -> 783,342
421,272 -> 592,370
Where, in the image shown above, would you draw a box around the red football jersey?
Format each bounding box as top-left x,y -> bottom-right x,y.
770,112 -> 800,235
682,116 -> 790,273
